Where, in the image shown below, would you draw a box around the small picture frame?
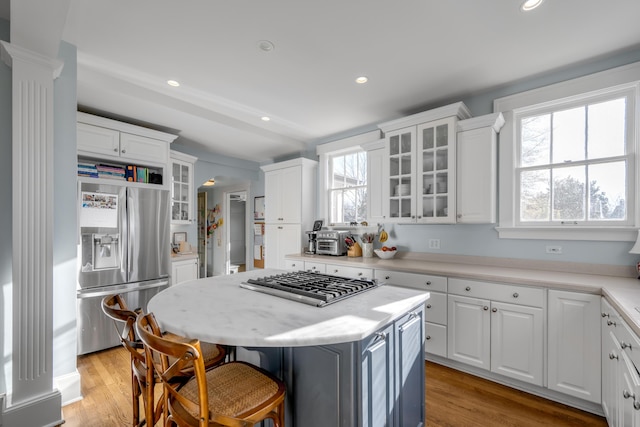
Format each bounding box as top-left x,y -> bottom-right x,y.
173,232 -> 187,245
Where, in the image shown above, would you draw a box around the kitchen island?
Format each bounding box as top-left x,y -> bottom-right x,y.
148,269 -> 429,427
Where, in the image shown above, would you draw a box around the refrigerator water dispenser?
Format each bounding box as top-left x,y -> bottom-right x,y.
92,233 -> 120,270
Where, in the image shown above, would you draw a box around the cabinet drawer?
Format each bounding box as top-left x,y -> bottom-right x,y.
284,259 -> 304,271
449,278 -> 544,308
425,322 -> 447,358
618,318 -> 640,370
374,269 -> 447,292
325,264 -> 373,280
304,261 -> 326,274
425,292 -> 447,325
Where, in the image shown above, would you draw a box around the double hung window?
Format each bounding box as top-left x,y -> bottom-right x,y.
327,150 -> 367,224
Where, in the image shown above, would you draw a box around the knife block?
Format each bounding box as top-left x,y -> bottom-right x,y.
347,242 -> 362,257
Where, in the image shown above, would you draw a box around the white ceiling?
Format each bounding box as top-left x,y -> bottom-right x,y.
5,1 -> 640,162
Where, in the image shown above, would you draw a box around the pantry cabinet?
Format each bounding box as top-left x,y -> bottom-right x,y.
548,290 -> 601,404
262,158 -> 317,269
447,278 -> 544,386
378,102 -> 471,224
170,150 -> 197,224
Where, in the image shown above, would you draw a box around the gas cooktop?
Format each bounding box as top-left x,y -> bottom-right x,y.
240,271 -> 380,307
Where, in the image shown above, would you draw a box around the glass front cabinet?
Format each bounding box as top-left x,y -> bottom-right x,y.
380,103 -> 469,224
170,150 -> 198,224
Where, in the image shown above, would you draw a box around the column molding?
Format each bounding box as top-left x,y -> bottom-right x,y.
0,40 -> 63,426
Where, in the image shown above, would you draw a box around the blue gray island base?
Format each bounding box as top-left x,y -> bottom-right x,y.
248,305 -> 425,427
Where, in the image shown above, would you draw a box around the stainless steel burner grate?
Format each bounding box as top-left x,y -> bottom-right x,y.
240,271 -> 379,307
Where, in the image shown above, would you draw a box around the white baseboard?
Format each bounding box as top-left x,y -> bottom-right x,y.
2,390 -> 63,427
54,370 -> 82,406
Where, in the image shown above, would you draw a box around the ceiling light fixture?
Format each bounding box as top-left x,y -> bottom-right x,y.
261,116 -> 271,122
355,76 -> 368,84
521,0 -> 544,11
202,179 -> 215,186
257,40 -> 275,52
167,80 -> 180,87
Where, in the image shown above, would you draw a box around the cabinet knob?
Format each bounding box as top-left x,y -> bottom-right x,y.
113,148 -> 118,152
311,266 -> 316,270
358,272 -> 363,276
426,304 -> 432,309
426,335 -> 431,340
607,320 -> 617,327
334,270 -> 339,273
483,306 -> 489,311
512,292 -> 519,298
602,312 -> 610,318
385,276 -> 390,280
635,400 -> 640,411
121,149 -> 126,154
411,216 -> 415,219
624,390 -> 635,400
491,308 -> 497,313
622,342 -> 633,350
457,214 -> 462,219
465,286 -> 471,291
610,352 -> 619,360
418,216 -> 422,219
426,281 -> 432,285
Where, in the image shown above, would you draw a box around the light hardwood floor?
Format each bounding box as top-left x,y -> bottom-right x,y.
63,346 -> 608,426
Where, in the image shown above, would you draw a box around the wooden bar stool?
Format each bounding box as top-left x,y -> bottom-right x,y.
101,295 -> 227,427
135,311 -> 286,427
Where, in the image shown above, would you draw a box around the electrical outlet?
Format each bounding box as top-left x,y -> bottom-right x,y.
546,246 -> 562,254
429,239 -> 440,250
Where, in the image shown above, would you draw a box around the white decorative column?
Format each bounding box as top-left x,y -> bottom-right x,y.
1,40 -> 64,427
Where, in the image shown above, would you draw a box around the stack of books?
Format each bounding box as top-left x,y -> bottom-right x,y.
96,164 -> 126,180
125,165 -> 150,183
77,162 -> 99,178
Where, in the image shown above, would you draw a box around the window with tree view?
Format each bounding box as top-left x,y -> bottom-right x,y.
517,94 -> 631,226
329,150 -> 367,224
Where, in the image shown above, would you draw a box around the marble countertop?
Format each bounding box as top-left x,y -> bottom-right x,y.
147,268 -> 429,347
287,252 -> 640,338
171,252 -> 198,261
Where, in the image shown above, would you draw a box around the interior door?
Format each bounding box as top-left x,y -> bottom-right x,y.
197,191 -> 207,278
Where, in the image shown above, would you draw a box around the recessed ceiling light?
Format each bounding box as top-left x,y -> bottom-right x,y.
355,76 -> 368,84
167,80 -> 180,87
261,116 -> 271,122
521,0 -> 544,11
257,40 -> 275,52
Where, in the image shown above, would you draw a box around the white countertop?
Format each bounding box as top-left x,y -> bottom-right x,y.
287,252 -> 640,338
147,268 -> 429,347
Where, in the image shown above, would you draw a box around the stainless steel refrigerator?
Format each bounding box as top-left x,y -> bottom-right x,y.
76,182 -> 170,355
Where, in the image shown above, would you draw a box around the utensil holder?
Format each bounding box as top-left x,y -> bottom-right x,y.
348,242 -> 362,257
362,242 -> 373,258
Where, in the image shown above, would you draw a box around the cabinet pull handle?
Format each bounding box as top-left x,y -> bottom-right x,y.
375,332 -> 386,341
609,353 -> 618,360
624,390 -> 635,400
426,281 -> 432,285
512,292 -> 519,298
385,276 -> 390,280
602,312 -> 610,318
426,304 -> 432,309
483,306 -> 489,311
622,342 -> 633,350
607,320 -> 617,326
491,308 -> 497,313
278,226 -> 283,229
465,286 -> 471,291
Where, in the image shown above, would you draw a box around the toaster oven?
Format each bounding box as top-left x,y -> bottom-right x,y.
315,230 -> 348,256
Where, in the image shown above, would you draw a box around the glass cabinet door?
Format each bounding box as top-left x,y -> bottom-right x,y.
417,117 -> 456,223
386,127 -> 416,221
171,160 -> 191,222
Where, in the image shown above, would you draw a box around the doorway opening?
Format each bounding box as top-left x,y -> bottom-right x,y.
225,191 -> 247,275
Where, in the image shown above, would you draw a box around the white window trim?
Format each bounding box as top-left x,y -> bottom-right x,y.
316,130 -> 381,225
494,61 -> 640,241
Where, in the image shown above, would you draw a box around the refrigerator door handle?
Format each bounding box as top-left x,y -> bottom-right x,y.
77,280 -> 170,299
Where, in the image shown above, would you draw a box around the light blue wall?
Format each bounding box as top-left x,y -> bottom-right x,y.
0,17 -> 11,397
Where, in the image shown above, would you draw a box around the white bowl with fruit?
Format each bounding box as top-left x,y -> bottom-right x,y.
374,246 -> 397,259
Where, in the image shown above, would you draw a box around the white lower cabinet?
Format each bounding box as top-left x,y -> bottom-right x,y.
171,257 -> 198,285
548,290 -> 601,404
602,297 -> 640,426
265,224 -> 302,270
325,264 -> 373,280
447,278 -> 544,386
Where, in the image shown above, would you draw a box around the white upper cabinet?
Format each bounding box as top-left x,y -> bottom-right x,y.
378,102 -> 471,224
456,113 -> 505,224
170,150 -> 197,224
